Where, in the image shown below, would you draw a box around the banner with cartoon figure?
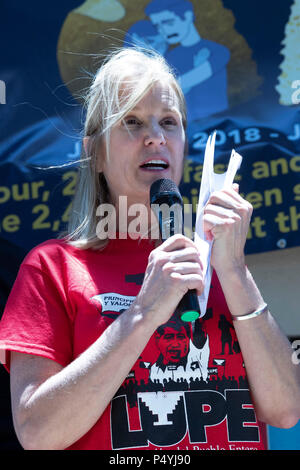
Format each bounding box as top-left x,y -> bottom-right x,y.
1,0 -> 300,291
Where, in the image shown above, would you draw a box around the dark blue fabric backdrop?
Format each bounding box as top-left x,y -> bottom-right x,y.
0,0 -> 299,263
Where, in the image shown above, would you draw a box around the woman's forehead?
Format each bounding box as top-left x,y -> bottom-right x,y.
131,83 -> 181,113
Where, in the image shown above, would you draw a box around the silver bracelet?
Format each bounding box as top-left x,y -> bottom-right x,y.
232,303 -> 268,321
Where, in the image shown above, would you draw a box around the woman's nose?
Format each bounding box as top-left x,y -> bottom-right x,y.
144,123 -> 166,146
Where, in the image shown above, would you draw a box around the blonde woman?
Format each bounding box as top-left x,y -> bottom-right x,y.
0,48 -> 299,451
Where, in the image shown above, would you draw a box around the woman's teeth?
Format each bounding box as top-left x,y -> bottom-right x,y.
140,160 -> 168,170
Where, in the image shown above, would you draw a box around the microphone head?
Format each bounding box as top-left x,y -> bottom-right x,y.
150,178 -> 183,206
150,179 -> 183,241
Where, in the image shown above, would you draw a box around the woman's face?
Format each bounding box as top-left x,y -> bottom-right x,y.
98,82 -> 186,211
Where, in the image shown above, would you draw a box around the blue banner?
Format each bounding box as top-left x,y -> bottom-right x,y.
0,0 -> 299,263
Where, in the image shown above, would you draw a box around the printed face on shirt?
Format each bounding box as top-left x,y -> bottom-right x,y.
155,326 -> 189,364
98,83 -> 185,210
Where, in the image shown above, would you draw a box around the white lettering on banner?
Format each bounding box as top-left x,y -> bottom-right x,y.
291,340 -> 300,365
291,80 -> 300,105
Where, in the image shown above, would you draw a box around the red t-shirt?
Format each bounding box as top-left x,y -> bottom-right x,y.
0,238 -> 267,450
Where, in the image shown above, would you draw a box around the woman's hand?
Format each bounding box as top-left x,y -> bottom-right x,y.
135,234 -> 204,329
203,184 -> 253,275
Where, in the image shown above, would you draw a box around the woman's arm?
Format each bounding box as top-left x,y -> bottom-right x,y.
203,185 -> 300,428
10,305 -> 155,450
10,235 -> 204,450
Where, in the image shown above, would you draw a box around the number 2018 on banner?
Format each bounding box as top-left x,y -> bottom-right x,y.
192,124 -> 300,149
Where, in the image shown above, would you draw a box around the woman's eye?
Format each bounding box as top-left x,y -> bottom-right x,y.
161,117 -> 177,127
124,117 -> 141,127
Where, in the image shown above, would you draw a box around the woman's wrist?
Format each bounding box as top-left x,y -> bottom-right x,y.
214,263 -> 266,320
127,300 -> 160,338
213,256 -> 247,278
231,303 -> 268,321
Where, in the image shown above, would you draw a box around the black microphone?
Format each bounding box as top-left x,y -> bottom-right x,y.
150,178 -> 200,322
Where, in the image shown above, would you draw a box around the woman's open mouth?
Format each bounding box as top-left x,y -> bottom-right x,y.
140,159 -> 169,171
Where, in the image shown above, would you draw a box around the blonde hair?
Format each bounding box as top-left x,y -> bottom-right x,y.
64,47 -> 187,249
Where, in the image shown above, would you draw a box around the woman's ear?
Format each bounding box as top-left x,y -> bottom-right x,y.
83,136 -> 90,155
96,158 -> 103,173
83,136 -> 104,172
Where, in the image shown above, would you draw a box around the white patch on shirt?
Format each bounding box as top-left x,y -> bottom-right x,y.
91,293 -> 136,313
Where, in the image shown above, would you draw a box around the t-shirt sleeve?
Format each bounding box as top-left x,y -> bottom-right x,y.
207,40 -> 230,74
0,261 -> 73,372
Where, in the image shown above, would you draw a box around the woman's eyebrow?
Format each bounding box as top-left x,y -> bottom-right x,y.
162,107 -> 180,113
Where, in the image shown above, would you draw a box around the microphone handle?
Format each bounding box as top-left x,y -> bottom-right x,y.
154,198 -> 200,323
176,289 -> 200,322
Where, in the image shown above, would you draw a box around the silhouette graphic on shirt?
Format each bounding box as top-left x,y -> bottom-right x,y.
218,314 -> 235,355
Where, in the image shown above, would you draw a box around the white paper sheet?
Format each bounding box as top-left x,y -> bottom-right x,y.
194,132 -> 243,317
